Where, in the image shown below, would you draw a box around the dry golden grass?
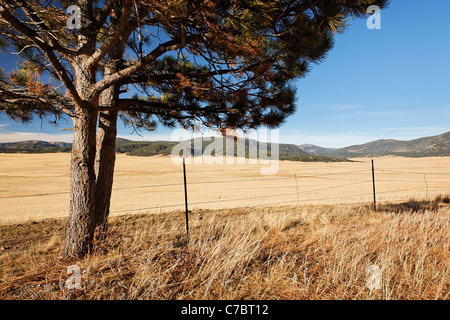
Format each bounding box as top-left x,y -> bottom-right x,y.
1,154 -> 449,299
1,196 -> 449,300
1,153 -> 450,225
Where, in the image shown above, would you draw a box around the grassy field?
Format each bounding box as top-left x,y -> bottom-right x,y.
0,154 -> 449,300
0,198 -> 449,299
0,153 -> 450,224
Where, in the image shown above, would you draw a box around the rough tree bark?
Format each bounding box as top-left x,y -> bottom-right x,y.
94,108 -> 118,234
93,8 -> 125,237
64,1 -> 123,256
64,107 -> 98,257
64,54 -> 98,257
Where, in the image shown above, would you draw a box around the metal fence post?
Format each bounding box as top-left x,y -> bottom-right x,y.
183,157 -> 189,243
372,159 -> 377,211
295,174 -> 300,206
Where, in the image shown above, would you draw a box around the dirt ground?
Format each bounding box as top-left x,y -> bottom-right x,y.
1,153 -> 449,224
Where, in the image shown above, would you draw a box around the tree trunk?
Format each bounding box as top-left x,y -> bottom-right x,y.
64,5 -> 124,255
93,13 -> 124,236
64,51 -> 98,257
64,107 -> 98,257
94,109 -> 118,234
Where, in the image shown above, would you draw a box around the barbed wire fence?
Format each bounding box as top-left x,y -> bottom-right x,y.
0,161 -> 450,214
1,159 -> 450,254
1,161 -> 450,214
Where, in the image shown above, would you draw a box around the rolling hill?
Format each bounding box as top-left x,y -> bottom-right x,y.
118,136 -> 349,162
0,140 -> 72,153
324,131 -> 450,158
2,131 -> 449,158
298,144 -> 336,155
0,137 -> 348,162
123,136 -> 307,158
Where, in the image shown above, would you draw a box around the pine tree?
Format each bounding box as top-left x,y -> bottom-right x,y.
0,0 -> 388,257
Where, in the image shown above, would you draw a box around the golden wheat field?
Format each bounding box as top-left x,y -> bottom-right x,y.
0,153 -> 450,224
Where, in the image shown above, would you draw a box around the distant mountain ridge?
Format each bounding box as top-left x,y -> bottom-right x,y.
298,144 -> 336,155
118,136 -> 312,158
0,137 -> 348,162
0,140 -> 71,153
2,130 -> 448,158
324,131 -> 450,158
117,137 -> 349,162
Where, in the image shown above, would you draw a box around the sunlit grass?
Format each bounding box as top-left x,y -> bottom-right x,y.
1,196 -> 449,300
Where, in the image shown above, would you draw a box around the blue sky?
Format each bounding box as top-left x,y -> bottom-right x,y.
1,0 -> 450,148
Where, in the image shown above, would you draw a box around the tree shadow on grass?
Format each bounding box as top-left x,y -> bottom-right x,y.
377,194 -> 450,213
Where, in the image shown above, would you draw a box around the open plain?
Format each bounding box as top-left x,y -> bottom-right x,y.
1,153 -> 450,224
1,153 -> 449,300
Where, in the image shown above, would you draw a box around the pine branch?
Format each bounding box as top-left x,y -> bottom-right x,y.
93,35 -> 200,95
85,0 -> 133,70
0,3 -> 83,107
7,0 -> 85,56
